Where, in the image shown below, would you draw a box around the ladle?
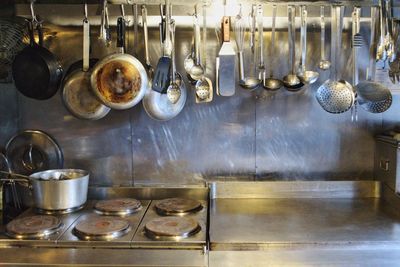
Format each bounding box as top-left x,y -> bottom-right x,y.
235,4 -> 260,90
189,9 -> 204,82
318,6 -> 331,70
283,5 -> 303,90
263,4 -> 283,90
297,6 -> 319,84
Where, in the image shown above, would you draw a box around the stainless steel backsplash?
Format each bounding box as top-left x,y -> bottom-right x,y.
0,4 -> 391,186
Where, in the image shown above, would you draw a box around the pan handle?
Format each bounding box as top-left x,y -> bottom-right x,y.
36,22 -> 44,47
117,17 -> 126,53
26,20 -> 36,46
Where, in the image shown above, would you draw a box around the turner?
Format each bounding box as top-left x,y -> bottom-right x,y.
217,16 -> 236,96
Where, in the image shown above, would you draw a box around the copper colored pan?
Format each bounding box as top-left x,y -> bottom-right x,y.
90,17 -> 148,110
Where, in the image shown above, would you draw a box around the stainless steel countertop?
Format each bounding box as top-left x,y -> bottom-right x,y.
209,183 -> 400,251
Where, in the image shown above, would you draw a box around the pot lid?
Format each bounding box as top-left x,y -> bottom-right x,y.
6,130 -> 63,175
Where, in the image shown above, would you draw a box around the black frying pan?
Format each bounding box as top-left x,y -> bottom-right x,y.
12,20 -> 63,100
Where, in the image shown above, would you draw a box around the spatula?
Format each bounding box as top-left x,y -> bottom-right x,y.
218,16 -> 236,96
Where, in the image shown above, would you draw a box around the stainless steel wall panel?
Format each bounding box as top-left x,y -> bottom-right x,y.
0,84 -> 18,148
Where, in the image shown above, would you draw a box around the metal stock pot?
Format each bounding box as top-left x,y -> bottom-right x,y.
1,169 -> 89,211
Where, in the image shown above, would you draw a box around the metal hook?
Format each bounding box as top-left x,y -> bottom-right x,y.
30,0 -> 37,23
84,2 -> 88,21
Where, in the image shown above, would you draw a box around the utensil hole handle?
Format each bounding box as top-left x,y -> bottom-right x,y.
222,16 -> 230,42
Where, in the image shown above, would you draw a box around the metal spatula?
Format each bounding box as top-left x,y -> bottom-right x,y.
152,3 -> 171,93
218,16 -> 236,96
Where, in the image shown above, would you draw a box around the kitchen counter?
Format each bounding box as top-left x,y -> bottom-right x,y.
209,181 -> 400,266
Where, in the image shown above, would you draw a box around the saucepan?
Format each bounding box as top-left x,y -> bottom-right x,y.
0,169 -> 89,211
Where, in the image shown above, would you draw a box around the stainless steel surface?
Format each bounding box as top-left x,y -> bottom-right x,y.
57,200 -> 150,247
0,248 -> 208,266
132,199 -> 207,249
209,249 -> 400,267
210,180 -> 381,199
0,5 -> 386,187
28,169 -> 89,211
210,196 -> 400,251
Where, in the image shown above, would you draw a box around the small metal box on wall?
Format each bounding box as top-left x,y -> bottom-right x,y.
375,132 -> 400,193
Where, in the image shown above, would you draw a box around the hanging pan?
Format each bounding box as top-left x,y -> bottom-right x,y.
62,3 -> 110,120
12,1 -> 63,100
90,10 -> 148,110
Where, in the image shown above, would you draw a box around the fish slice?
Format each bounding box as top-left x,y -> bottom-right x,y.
218,16 -> 236,96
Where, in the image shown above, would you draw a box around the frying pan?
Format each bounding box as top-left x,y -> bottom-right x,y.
62,5 -> 110,120
90,16 -> 148,110
12,3 -> 63,100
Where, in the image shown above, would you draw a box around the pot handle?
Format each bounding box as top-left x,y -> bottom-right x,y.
0,171 -> 31,187
117,17 -> 126,53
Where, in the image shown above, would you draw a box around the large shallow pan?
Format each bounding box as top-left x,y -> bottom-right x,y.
90,17 -> 148,110
1,169 -> 89,211
62,5 -> 110,120
12,4 -> 63,100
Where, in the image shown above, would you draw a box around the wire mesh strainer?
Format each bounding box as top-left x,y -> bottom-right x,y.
0,18 -> 28,83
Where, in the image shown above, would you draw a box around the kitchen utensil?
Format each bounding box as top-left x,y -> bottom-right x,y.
0,17 -> 27,83
263,5 -> 283,91
195,3 -> 213,104
351,7 -> 362,122
316,5 -> 354,114
62,3 -> 110,120
389,19 -> 400,83
0,169 -> 89,211
166,20 -> 181,104
377,0 -> 387,62
318,6 -> 331,70
99,0 -> 111,45
0,153 -> 21,211
283,6 -> 303,91
189,11 -> 205,82
235,5 -> 260,90
297,6 -> 319,84
256,5 -> 265,82
184,37 -> 195,74
132,3 -> 139,57
152,3 -> 172,93
384,0 -> 395,62
218,16 -> 236,96
141,5 -> 153,77
91,16 -> 148,110
6,130 -> 63,176
143,73 -> 187,121
355,6 -> 392,114
12,1 -> 63,100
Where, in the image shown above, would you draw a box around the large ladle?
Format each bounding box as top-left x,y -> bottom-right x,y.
355,6 -> 392,113
283,5 -> 303,91
263,4 -> 283,90
235,5 -> 260,90
297,6 -> 319,84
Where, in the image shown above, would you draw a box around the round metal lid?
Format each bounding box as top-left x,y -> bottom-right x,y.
73,215 -> 130,241
5,130 -> 63,175
144,216 -> 201,240
155,198 -> 202,216
62,70 -> 110,120
94,198 -> 142,216
6,215 -> 63,239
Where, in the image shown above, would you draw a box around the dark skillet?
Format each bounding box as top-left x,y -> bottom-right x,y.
12,20 -> 63,100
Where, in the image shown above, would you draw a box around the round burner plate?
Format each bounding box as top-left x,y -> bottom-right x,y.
144,216 -> 201,240
94,198 -> 142,216
35,204 -> 85,215
6,215 -> 63,239
155,198 -> 202,216
73,215 -> 131,241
